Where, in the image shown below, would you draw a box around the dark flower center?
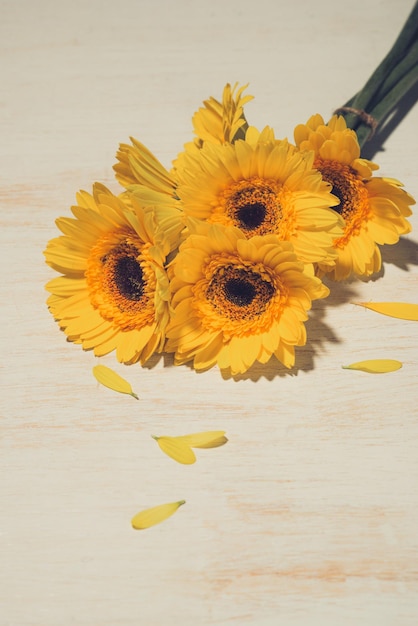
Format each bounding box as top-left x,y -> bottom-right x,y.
236,202 -> 267,230
329,185 -> 346,214
316,161 -> 365,221
86,235 -> 156,332
114,256 -> 144,301
206,265 -> 276,320
224,180 -> 281,236
224,277 -> 257,306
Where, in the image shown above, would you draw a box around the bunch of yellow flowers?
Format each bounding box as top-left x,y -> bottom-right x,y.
44,84 -> 414,375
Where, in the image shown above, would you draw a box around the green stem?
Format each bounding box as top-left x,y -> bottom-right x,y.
355,61 -> 418,147
371,38 -> 418,104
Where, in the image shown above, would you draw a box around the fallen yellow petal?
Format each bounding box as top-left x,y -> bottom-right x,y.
342,359 -> 403,374
355,302 -> 418,321
152,431 -> 228,463
92,364 -> 139,399
178,431 -> 228,449
131,500 -> 185,530
152,436 -> 196,465
190,436 -> 229,449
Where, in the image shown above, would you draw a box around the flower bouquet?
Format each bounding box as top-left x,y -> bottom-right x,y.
44,3 -> 417,378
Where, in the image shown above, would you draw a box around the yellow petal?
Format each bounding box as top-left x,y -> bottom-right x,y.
355,302 -> 418,321
92,364 -> 139,399
178,431 -> 228,449
152,436 -> 196,465
131,500 -> 186,530
189,436 -> 229,449
342,359 -> 403,374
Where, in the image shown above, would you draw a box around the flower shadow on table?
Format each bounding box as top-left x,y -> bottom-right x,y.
348,235 -> 418,285
379,236 -> 418,273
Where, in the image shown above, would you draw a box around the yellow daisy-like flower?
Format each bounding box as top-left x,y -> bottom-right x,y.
174,126 -> 343,265
171,82 -> 253,175
44,183 -> 171,364
114,137 -> 176,197
294,114 -> 414,280
113,139 -> 184,249
166,222 -> 329,375
173,82 -> 254,172
191,82 -> 253,146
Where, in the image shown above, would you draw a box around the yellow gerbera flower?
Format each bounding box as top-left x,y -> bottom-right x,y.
113,139 -> 184,249
114,136 -> 176,196
44,183 -> 171,364
191,82 -> 253,146
182,83 -> 254,148
174,126 -> 343,265
165,222 -> 329,375
294,114 -> 414,280
173,82 -> 253,172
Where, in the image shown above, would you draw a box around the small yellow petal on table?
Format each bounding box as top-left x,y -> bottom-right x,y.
342,359 -> 403,374
178,431 -> 228,449
153,431 -> 228,464
131,500 -> 186,530
152,436 -> 196,465
355,302 -> 418,321
92,364 -> 139,399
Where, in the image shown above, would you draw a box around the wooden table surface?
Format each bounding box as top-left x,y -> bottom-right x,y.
1,0 -> 418,624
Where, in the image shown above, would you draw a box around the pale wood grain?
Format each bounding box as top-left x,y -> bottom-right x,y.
1,0 -> 418,624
